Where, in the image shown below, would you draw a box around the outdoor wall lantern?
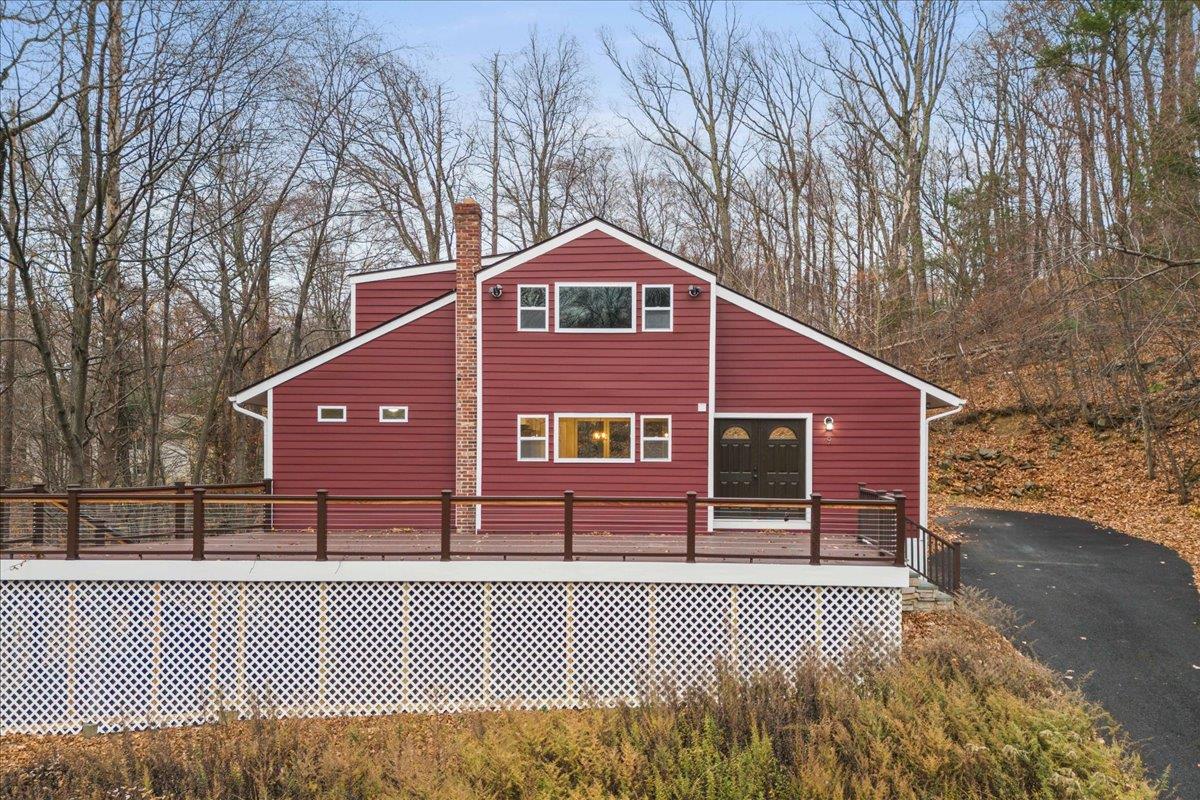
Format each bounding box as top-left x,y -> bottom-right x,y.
688,285 -> 702,298
823,416 -> 835,432
490,285 -> 503,299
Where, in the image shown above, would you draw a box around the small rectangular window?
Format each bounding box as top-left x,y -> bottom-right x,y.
317,405 -> 346,423
641,415 -> 671,461
556,414 -> 633,461
518,285 -> 548,331
379,406 -> 408,423
556,284 -> 635,332
643,285 -> 673,331
517,415 -> 548,461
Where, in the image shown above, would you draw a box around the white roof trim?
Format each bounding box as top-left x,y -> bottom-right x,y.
229,293 -> 455,404
715,287 -> 965,407
477,219 -> 717,283
348,254 -> 509,286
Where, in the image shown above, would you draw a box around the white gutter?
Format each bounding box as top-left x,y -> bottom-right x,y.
230,397 -> 267,424
926,401 -> 966,424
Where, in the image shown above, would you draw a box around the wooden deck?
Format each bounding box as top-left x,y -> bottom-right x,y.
2,529 -> 890,563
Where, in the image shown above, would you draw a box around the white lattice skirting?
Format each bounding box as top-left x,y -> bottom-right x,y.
0,562 -> 905,734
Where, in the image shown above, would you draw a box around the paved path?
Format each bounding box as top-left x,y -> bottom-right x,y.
947,507 -> 1200,798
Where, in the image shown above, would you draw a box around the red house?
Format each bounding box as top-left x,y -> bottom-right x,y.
231,201 -> 964,533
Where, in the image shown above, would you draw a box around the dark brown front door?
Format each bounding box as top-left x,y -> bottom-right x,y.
714,418 -> 807,520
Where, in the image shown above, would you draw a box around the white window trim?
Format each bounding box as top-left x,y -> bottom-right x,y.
516,414 -> 549,462
641,285 -> 673,332
640,414 -> 672,461
316,405 -> 347,423
516,284 -> 549,331
553,412 -> 636,463
554,282 -> 637,333
378,405 -> 409,423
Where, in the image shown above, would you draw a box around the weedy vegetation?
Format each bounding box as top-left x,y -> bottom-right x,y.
0,608 -> 1159,799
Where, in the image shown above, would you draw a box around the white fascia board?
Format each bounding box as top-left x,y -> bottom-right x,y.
715,287 -> 965,408
478,219 -> 717,284
1,559 -> 911,588
348,254 -> 508,286
230,293 -> 455,404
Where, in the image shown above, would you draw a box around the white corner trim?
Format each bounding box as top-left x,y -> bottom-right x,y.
349,282 -> 357,335
0,559 -> 911,588
265,389 -> 274,479
714,287 -> 965,407
231,293 -> 455,404
478,219 -> 717,284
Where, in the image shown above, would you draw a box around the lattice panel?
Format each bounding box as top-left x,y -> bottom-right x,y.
0,579 -> 901,734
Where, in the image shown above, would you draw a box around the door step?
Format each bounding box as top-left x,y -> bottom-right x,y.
902,572 -> 955,613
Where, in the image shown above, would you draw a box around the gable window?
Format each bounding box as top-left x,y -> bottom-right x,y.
317,405 -> 346,423
518,285 -> 548,331
642,286 -> 673,331
641,416 -> 671,461
379,405 -> 408,423
555,414 -> 633,461
517,415 -> 548,461
556,284 -> 634,332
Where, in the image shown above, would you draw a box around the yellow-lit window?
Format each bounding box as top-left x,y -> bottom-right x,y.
556,415 -> 632,461
641,416 -> 671,461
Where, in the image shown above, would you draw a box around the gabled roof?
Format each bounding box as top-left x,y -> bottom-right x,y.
233,217 -> 964,410
229,292 -> 455,405
477,218 -> 716,284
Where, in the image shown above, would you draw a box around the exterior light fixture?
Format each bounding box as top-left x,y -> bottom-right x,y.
823,416 -> 834,432
688,285 -> 702,298
490,285 -> 503,298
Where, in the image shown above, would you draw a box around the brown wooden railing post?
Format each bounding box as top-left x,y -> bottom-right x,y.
893,491 -> 907,567
808,493 -> 822,565
173,481 -> 187,538
685,491 -> 697,563
952,541 -> 961,593
192,488 -> 206,561
65,486 -> 80,560
315,489 -> 328,561
262,478 -> 274,532
563,490 -> 574,561
440,490 -> 452,561
30,483 -> 46,546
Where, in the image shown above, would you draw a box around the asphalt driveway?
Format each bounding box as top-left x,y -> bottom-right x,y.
945,507 -> 1200,798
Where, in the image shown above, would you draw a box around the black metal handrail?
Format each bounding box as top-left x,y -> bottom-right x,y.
858,483 -> 960,594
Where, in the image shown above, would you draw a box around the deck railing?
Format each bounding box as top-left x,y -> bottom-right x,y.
859,483 -> 961,593
0,485 -> 907,565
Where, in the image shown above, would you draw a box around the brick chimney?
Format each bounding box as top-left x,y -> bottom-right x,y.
453,199 -> 481,531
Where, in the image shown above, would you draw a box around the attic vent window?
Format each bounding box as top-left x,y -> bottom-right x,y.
379,406 -> 409,423
556,284 -> 634,332
317,405 -> 347,423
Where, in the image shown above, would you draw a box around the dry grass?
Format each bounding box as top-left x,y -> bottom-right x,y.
1,609 -> 1161,800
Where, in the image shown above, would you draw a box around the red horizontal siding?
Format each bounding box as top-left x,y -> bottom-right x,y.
715,298 -> 922,522
272,304 -> 455,529
480,230 -> 710,533
353,271 -> 454,334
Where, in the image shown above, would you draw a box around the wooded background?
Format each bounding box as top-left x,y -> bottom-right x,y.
2,0 -> 1197,501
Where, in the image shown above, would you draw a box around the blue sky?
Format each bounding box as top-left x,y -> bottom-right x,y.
337,1 -> 831,113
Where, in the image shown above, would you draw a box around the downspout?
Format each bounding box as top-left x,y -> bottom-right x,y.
920,400 -> 965,528
230,395 -> 271,480
927,402 -> 966,425
229,397 -> 267,425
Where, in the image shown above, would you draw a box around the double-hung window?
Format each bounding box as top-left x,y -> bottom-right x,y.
518,285 -> 548,331
641,416 -> 671,461
555,284 -> 635,332
642,286 -> 673,331
555,414 -> 633,461
517,415 -> 549,461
